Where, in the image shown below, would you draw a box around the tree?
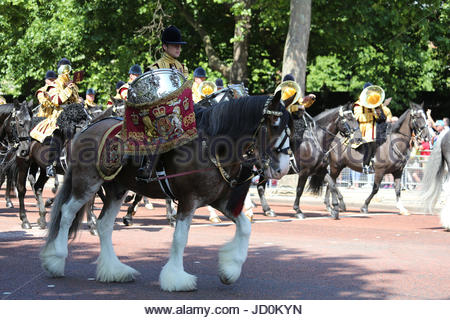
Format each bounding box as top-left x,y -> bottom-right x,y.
282,0 -> 311,95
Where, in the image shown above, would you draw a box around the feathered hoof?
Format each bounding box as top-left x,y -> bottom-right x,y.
264,209 -> 276,217
330,210 -> 340,220
96,259 -> 139,283
339,203 -> 347,212
6,201 -> 13,208
45,199 -> 54,208
218,261 -> 242,285
159,264 -> 197,292
40,252 -> 66,277
360,207 -> 368,214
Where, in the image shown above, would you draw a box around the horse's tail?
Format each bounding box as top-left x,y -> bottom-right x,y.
307,170 -> 327,196
45,166 -> 86,244
422,138 -> 446,212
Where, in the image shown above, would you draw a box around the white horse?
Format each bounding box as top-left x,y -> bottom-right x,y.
422,131 -> 450,230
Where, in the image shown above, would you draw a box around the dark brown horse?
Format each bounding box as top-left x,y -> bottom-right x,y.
325,102 -> 430,216
15,103 -> 89,229
256,103 -> 362,219
41,93 -> 292,291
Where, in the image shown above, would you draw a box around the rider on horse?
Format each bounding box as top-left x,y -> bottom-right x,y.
277,74 -> 316,149
192,67 -> 207,103
135,25 -> 189,180
36,70 -> 57,117
84,88 -> 98,112
353,83 -> 392,174
118,64 -> 142,101
107,81 -> 126,106
30,58 -> 81,177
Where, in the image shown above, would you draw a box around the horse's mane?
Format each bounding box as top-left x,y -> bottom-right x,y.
0,104 -> 14,117
390,109 -> 409,133
196,95 -> 288,139
313,106 -> 341,124
56,103 -> 88,139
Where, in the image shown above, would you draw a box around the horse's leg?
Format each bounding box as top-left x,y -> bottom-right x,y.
159,208 -> 196,291
5,168 -> 14,208
257,177 -> 275,217
96,185 -> 139,282
166,199 -> 177,227
34,172 -> 50,229
86,196 -> 98,236
52,174 -> 59,194
293,174 -> 308,219
324,174 -> 340,219
218,211 -> 252,285
361,171 -> 384,214
123,193 -> 142,226
41,179 -> 102,277
393,171 -> 409,215
16,160 -> 31,229
143,197 -> 153,210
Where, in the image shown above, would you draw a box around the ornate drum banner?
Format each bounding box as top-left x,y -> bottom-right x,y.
121,77 -> 197,156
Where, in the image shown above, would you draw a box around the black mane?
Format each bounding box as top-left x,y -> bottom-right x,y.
195,95 -> 288,139
391,109 -> 409,133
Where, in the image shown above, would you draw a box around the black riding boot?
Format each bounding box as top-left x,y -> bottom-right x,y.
136,154 -> 158,181
362,141 -> 376,174
46,134 -> 62,178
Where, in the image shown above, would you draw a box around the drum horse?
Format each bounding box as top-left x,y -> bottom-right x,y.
41,69 -> 292,291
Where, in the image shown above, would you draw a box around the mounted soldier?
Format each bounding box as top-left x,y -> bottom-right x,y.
192,67 -> 208,103
84,88 -> 98,110
353,83 -> 392,174
36,70 -> 57,117
118,65 -> 142,101
133,25 -> 189,180
30,58 -> 81,177
276,74 -> 316,150
107,80 -> 126,106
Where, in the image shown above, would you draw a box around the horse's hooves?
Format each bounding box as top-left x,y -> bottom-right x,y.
51,187 -> 57,194
400,210 -> 410,216
123,217 -> 133,226
45,199 -> 54,208
331,210 -> 340,220
6,201 -> 13,208
37,218 -> 47,229
294,213 -> 305,219
360,207 -> 368,214
89,228 -> 98,236
145,203 -> 154,210
339,203 -> 347,211
21,221 -> 32,229
264,210 -> 276,217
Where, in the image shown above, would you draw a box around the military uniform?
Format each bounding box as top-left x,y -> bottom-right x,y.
354,101 -> 392,143
30,72 -> 79,143
0,96 -> 6,105
36,84 -> 55,117
84,99 -> 98,110
151,52 -> 188,78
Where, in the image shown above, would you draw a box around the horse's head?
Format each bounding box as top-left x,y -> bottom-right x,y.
409,102 -> 431,142
13,100 -> 33,157
337,102 -> 362,144
254,91 -> 292,180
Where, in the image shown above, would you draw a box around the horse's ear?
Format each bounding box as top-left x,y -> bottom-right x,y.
384,97 -> 392,106
13,99 -> 20,110
269,90 -> 282,110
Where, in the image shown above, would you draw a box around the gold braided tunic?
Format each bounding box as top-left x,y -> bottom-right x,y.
191,81 -> 202,103
30,74 -> 80,143
0,96 -> 6,105
36,84 -> 55,117
353,100 -> 392,142
150,52 -> 189,78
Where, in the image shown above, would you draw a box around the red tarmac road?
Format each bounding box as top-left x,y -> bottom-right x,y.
0,187 -> 449,300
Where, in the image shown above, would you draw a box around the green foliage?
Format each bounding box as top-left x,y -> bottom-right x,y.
0,0 -> 447,110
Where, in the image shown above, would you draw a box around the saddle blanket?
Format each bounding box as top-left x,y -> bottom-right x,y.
121,80 -> 198,156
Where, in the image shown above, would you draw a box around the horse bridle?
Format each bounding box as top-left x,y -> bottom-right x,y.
9,108 -> 31,147
410,108 -> 428,141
